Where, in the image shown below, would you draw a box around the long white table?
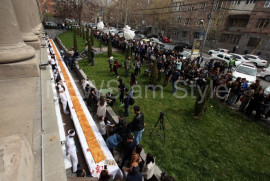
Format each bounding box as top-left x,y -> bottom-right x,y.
49,40 -> 123,179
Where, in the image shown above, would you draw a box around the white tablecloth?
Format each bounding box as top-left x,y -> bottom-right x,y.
49,40 -> 123,179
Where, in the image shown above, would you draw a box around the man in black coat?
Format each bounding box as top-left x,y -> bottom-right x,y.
196,54 -> 204,66
128,106 -> 144,145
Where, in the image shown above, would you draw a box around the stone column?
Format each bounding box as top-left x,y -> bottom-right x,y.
0,0 -> 39,78
11,0 -> 41,50
26,0 -> 40,35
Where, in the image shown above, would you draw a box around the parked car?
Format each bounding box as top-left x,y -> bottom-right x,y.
147,34 -> 159,39
134,34 -> 145,40
180,51 -> 191,60
162,36 -> 170,43
109,29 -> 118,36
208,48 -> 229,55
229,53 -> 251,64
258,64 -> 270,82
211,53 -> 241,66
164,44 -> 184,53
264,85 -> 270,96
232,63 -> 257,85
117,32 -> 124,38
44,21 -> 58,29
244,54 -> 268,67
150,38 -> 163,45
176,41 -> 193,49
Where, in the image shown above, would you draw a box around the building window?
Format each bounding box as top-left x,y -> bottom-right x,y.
196,19 -> 203,26
247,37 -> 260,47
229,16 -> 250,27
194,32 -> 200,38
220,34 -> 241,44
214,1 -> 219,10
173,31 -> 179,36
173,2 -> 184,11
265,0 -> 270,7
231,0 -> 241,5
246,0 -> 255,4
177,16 -> 182,23
200,3 -> 206,11
182,31 -> 187,37
188,4 -> 194,11
185,18 -> 191,25
179,2 -> 184,11
256,19 -> 270,28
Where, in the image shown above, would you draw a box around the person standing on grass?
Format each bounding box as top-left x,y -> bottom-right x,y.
108,56 -> 113,73
128,106 -> 144,145
118,79 -> 126,104
91,49 -> 95,66
125,56 -> 131,78
169,69 -> 181,94
124,88 -> 131,117
130,73 -> 136,95
113,59 -> 119,77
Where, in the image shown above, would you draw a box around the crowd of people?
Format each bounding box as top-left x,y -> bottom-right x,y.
95,30 -> 270,122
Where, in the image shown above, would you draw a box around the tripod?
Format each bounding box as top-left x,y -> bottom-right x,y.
149,112 -> 169,141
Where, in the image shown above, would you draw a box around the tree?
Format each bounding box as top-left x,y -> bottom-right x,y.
82,27 -> 85,40
87,41 -> 92,63
125,45 -> 131,60
90,28 -> 94,46
86,27 -> 90,42
194,78 -> 211,117
79,27 -> 82,37
149,59 -> 158,85
73,33 -> 78,50
107,39 -> 112,57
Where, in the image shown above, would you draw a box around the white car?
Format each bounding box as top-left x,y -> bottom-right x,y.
232,63 -> 257,85
258,65 -> 270,82
150,38 -> 163,45
180,51 -> 191,60
244,54 -> 268,67
229,53 -> 251,64
210,53 -> 241,66
208,48 -> 229,55
109,30 -> 118,36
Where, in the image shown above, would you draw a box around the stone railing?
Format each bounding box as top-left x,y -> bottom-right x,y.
54,36 -> 163,181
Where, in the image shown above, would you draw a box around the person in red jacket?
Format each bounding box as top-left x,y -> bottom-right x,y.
113,59 -> 119,77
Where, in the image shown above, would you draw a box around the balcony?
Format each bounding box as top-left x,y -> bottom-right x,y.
229,1 -> 255,15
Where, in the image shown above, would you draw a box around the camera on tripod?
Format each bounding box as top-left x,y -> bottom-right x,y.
160,111 -> 165,117
150,111 -> 169,141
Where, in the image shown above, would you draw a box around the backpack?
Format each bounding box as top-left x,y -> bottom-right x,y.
129,96 -> 135,105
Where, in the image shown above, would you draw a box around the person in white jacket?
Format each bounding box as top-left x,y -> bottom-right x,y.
142,154 -> 155,180
59,87 -> 69,114
66,129 -> 78,173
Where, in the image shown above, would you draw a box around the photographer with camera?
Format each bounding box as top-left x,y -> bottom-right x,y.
128,106 -> 144,145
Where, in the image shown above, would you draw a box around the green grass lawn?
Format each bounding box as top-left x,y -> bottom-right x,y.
58,31 -> 104,53
59,33 -> 270,180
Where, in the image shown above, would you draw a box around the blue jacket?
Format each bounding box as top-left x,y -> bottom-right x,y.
106,134 -> 122,149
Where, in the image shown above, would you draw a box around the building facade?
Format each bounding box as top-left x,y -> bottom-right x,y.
40,0 -> 55,14
218,0 -> 270,57
146,0 -> 269,58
